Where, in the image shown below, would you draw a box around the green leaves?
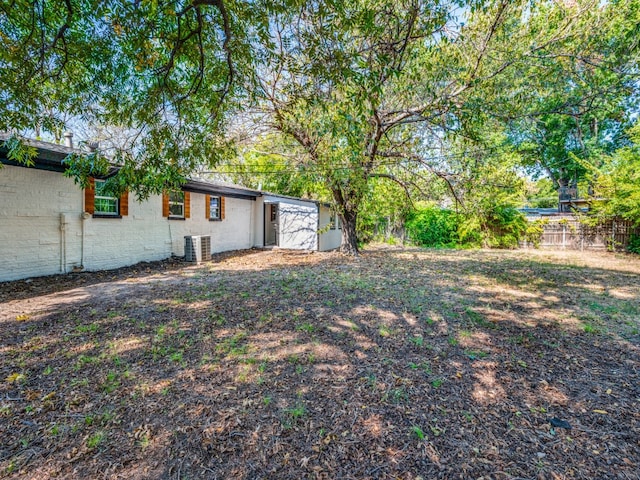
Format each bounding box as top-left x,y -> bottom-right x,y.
2,136 -> 37,167
1,0 -> 252,194
589,122 -> 640,226
493,1 -> 640,187
2,0 -> 638,252
62,152 -> 111,189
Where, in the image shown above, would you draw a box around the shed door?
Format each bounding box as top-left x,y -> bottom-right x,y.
265,204 -> 279,246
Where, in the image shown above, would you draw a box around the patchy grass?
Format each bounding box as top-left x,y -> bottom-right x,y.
1,246 -> 639,479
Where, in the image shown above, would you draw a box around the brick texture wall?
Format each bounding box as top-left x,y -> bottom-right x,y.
0,165 -> 257,281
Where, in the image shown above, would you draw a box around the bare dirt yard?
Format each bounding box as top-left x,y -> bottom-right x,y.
1,246 -> 639,480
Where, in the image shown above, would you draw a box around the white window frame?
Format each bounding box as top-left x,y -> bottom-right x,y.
168,191 -> 185,218
209,195 -> 221,220
94,179 -> 119,216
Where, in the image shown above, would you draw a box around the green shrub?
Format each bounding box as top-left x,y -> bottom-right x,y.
628,233 -> 640,254
523,219 -> 548,247
406,205 -> 526,249
484,205 -> 527,248
356,212 -> 377,245
457,215 -> 483,247
406,207 -> 460,247
458,205 -> 526,248
530,197 -> 558,208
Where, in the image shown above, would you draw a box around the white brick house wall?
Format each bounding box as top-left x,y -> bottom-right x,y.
81,192 -> 171,273
0,165 -> 85,281
0,165 -> 258,282
164,193 -> 255,256
0,158 -> 339,282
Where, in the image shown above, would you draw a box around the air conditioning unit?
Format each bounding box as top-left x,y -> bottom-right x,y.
201,235 -> 211,261
185,235 -> 211,263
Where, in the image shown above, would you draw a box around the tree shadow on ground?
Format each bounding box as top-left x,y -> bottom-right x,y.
1,247 -> 638,479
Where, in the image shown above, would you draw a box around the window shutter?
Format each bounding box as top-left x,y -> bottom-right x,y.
184,191 -> 191,218
119,190 -> 129,216
85,177 -> 95,214
205,194 -> 210,219
162,192 -> 169,217
220,196 -> 225,220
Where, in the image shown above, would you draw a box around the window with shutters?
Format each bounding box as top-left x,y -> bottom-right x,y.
205,194 -> 225,221
169,191 -> 185,218
85,177 -> 128,218
94,180 -> 118,215
163,191 -> 189,219
209,196 -> 221,220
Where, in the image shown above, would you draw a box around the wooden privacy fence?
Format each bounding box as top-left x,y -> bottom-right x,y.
522,217 -> 640,251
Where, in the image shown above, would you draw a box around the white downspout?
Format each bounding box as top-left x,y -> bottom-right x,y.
81,183 -> 90,270
316,204 -> 321,251
168,217 -> 173,258
60,213 -> 68,273
59,215 -> 64,273
81,211 -> 90,269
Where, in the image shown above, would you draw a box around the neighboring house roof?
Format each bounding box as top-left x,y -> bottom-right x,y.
519,208 -> 561,216
519,207 -> 593,218
559,198 -> 591,207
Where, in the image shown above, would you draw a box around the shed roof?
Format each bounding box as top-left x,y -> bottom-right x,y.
183,179 -> 260,200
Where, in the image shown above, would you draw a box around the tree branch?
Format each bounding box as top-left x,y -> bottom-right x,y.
367,172 -> 416,209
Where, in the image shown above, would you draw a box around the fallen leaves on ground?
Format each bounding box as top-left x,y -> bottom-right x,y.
1,246 -> 639,479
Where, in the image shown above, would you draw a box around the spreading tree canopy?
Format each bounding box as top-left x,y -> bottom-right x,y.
501,0 -> 640,193
1,0 -> 255,193
2,0 -> 639,253
252,0 -> 640,253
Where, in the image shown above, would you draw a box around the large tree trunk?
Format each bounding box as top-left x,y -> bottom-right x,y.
339,209 -> 359,255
